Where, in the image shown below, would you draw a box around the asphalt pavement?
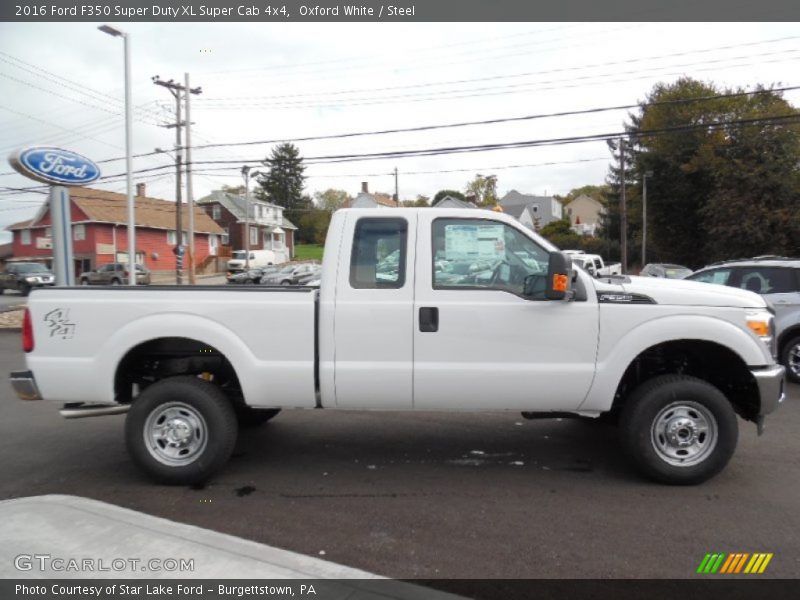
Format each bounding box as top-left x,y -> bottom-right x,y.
1,330 -> 798,580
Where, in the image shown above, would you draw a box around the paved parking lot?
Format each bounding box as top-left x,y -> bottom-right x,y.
1,329 -> 798,580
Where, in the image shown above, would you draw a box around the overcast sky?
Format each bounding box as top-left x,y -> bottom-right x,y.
0,21 -> 798,242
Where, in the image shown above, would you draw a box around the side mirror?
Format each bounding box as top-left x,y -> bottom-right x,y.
546,252 -> 572,300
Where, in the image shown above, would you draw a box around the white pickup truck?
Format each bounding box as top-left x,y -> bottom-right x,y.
10,208 -> 785,485
564,250 -> 623,277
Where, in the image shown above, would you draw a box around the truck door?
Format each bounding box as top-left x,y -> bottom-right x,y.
413,213 -> 599,411
332,212 -> 417,408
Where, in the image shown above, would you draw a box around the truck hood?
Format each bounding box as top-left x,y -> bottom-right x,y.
594,275 -> 767,309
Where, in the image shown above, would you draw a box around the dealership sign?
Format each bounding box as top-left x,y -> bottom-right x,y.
8,146 -> 100,185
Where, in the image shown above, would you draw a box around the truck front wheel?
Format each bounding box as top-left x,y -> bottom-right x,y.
125,376 -> 238,485
620,375 -> 738,485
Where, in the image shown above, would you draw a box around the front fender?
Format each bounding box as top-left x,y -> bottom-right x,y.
579,314 -> 770,412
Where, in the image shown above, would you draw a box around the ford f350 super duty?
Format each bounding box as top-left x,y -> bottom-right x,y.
10,208 -> 785,485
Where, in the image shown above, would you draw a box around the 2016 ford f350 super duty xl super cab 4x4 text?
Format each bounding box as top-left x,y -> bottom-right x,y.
10,208 -> 786,485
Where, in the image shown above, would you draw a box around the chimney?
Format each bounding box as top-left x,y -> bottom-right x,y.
361,181 -> 368,193
136,183 -> 146,197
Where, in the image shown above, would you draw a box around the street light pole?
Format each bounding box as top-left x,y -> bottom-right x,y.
642,170 -> 653,267
99,25 -> 135,285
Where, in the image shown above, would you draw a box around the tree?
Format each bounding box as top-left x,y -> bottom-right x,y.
401,195 -> 430,207
432,189 -> 466,205
314,188 -> 351,212
254,143 -> 306,210
604,77 -> 800,268
465,174 -> 498,207
296,208 -> 331,245
221,184 -> 246,195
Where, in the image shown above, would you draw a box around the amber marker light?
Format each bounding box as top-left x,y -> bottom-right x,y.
553,273 -> 569,293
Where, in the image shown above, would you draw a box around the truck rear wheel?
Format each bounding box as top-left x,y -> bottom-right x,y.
620,375 -> 738,485
125,376 -> 238,485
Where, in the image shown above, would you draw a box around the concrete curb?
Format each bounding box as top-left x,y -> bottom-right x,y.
0,495 -> 464,599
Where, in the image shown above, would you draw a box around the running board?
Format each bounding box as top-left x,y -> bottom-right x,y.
60,404 -> 130,419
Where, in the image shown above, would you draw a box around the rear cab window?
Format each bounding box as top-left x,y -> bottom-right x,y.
350,218 -> 408,289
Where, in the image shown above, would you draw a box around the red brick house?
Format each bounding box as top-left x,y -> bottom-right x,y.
196,190 -> 297,262
5,184 -> 225,276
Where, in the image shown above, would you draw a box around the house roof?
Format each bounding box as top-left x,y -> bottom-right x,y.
196,190 -> 283,220
343,191 -> 398,208
499,190 -> 554,219
5,187 -> 224,234
432,195 -> 478,209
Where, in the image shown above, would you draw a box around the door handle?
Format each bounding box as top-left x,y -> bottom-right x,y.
419,307 -> 439,332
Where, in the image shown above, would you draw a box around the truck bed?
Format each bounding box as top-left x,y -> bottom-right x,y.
25,286 -> 318,409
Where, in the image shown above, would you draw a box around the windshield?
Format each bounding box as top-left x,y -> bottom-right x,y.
17,263 -> 49,273
232,251 -> 246,260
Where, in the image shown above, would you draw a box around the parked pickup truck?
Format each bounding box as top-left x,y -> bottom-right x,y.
10,209 -> 785,485
564,250 -> 623,277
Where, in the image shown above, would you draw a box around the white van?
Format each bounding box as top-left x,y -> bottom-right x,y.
226,249 -> 278,273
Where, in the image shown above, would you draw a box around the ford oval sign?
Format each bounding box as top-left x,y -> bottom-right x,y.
9,146 -> 100,186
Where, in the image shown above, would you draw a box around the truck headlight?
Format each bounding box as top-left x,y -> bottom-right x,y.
746,311 -> 776,359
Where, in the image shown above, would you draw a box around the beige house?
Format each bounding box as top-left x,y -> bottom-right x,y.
564,194 -> 604,236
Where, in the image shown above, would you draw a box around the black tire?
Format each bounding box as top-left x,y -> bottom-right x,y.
281,280 -> 291,286
780,335 -> 800,384
80,278 -> 90,286
125,376 -> 238,485
19,283 -> 31,297
236,406 -> 281,428
619,375 -> 738,485
111,278 -> 121,285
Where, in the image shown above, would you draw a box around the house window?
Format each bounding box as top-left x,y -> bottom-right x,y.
167,230 -> 176,245
212,205 -> 221,220
21,229 -> 31,245
45,227 -> 52,237
249,226 -> 258,245
221,227 -> 229,245
208,234 -> 218,255
73,224 -> 85,241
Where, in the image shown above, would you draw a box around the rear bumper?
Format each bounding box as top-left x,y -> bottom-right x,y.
9,370 -> 42,401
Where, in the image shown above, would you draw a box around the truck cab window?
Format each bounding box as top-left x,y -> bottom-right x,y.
350,218 -> 407,289
432,218 -> 549,297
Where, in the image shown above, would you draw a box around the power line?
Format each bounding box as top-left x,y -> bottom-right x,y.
2,111 -> 797,197
198,49 -> 800,110
200,36 -> 800,104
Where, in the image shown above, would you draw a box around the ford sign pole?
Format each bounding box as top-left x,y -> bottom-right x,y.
49,186 -> 74,286
8,147 -> 100,287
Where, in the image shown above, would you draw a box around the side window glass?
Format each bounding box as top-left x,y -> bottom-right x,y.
738,268 -> 797,294
350,218 -> 407,289
432,219 -> 549,297
690,269 -> 731,285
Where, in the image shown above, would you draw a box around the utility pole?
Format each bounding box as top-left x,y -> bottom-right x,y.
185,72 -> 201,285
153,76 -> 184,284
393,167 -> 399,204
642,170 -> 653,268
153,75 -> 201,284
619,138 -> 628,275
242,166 -> 252,270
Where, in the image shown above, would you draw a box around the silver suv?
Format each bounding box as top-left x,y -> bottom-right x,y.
685,257 -> 800,382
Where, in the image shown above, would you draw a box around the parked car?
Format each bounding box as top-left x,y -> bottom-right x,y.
261,263 -> 320,286
685,257 -> 800,382
640,263 -> 693,279
79,263 -> 151,286
226,266 -> 280,285
10,208 -> 785,486
0,262 -> 55,296
226,250 -> 278,274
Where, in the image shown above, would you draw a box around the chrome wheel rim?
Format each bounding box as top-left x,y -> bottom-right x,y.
651,401 -> 717,467
788,342 -> 800,379
144,402 -> 207,466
